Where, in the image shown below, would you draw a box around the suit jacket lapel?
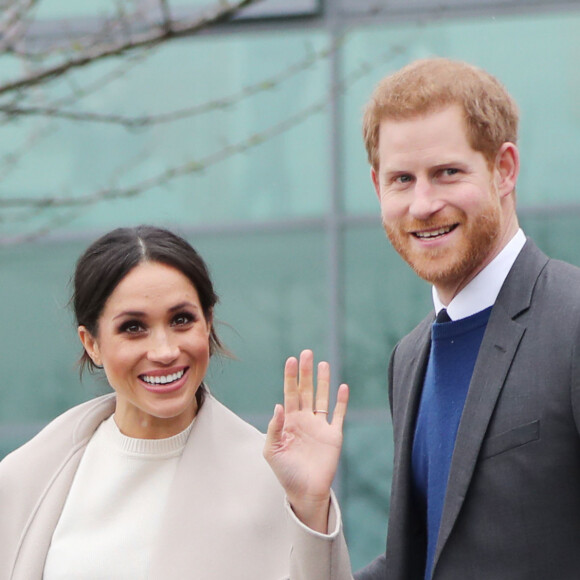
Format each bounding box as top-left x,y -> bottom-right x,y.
432,306 -> 525,569
386,317 -> 432,578
432,240 -> 549,573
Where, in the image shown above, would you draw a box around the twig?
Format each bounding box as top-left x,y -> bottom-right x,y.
0,0 -> 263,96
0,43 -> 408,213
0,39 -> 336,128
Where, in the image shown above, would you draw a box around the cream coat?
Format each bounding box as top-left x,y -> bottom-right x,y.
0,393 -> 352,580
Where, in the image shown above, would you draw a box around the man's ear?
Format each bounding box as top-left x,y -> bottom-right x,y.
78,326 -> 101,367
371,166 -> 381,201
495,142 -> 519,198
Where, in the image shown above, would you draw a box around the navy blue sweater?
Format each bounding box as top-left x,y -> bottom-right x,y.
412,307 -> 492,579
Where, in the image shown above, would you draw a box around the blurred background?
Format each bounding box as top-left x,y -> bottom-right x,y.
1,0 -> 580,569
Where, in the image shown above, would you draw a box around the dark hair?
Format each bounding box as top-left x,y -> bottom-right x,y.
73,225 -> 225,406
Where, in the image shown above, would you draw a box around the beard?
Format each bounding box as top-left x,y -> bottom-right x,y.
384,201 -> 502,288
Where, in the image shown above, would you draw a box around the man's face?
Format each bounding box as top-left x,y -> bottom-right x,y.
371,105 -> 514,303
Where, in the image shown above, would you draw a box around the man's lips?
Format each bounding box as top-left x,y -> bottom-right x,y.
412,224 -> 458,240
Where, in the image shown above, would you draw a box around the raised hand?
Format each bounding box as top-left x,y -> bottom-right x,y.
264,349 -> 349,533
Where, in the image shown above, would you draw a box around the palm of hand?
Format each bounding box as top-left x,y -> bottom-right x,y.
264,350 -> 349,524
267,406 -> 344,501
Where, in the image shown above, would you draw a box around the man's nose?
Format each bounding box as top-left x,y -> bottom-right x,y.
408,180 -> 445,220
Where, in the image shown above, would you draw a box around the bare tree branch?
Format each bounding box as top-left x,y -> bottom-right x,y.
0,4 -> 410,245
0,43 -> 408,216
0,0 -> 263,97
0,0 -> 40,51
0,120 -> 54,183
0,39 -> 335,128
159,0 -> 172,31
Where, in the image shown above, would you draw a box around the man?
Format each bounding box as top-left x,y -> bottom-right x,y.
355,57 -> 580,578
265,58 -> 580,580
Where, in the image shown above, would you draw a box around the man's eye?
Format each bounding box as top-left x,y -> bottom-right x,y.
396,174 -> 413,184
443,168 -> 460,176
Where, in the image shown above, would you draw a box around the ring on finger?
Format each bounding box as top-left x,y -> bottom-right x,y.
314,409 -> 329,415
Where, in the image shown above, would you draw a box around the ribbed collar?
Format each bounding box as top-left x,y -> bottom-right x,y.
100,415 -> 195,458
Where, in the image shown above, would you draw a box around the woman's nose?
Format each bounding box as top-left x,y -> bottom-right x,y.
147,332 -> 179,363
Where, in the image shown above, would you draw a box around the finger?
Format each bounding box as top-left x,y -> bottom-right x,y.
330,383 -> 349,430
264,404 -> 285,459
298,349 -> 314,411
314,361 -> 330,417
284,357 -> 299,413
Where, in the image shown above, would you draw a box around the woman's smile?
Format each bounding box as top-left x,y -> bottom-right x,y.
79,261 -> 212,438
140,366 -> 189,393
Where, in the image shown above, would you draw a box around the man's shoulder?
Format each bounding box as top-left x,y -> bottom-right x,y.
533,256 -> 580,312
543,255 -> 580,279
395,312 -> 433,357
509,240 -> 580,305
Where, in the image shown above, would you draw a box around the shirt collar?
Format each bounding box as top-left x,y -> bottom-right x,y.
432,229 -> 526,321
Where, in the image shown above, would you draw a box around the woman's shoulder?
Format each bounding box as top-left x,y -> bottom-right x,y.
192,394 -> 276,477
196,394 -> 265,448
185,394 -> 285,506
0,394 -> 116,477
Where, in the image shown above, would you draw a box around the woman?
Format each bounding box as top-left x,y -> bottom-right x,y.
0,226 -> 352,579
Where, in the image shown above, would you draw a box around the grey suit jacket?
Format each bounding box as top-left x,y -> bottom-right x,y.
0,393 -> 352,579
356,239 -> 580,580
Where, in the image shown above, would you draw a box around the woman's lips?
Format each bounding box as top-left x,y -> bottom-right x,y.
139,367 -> 189,393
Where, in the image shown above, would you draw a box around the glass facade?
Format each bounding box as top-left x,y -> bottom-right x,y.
2,0 -> 580,569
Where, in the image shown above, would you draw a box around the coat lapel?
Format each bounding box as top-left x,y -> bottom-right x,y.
432,240 -> 549,573
9,395 -> 115,580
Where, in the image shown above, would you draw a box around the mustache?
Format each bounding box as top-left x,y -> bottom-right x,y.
386,214 -> 463,233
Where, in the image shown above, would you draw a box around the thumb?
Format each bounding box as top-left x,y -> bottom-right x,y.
264,404 -> 285,460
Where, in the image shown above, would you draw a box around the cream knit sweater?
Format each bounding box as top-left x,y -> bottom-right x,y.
43,415 -> 193,579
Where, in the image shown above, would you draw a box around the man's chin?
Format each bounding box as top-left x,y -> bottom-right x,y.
407,256 -> 466,287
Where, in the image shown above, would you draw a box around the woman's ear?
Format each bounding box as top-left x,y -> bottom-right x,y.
78,326 -> 102,367
206,309 -> 213,336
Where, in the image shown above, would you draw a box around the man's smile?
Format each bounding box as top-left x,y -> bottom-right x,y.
412,224 -> 458,240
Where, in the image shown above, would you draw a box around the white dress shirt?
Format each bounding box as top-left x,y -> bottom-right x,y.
432,229 -> 527,321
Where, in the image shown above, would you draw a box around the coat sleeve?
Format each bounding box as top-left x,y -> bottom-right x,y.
353,554 -> 387,579
285,491 -> 354,580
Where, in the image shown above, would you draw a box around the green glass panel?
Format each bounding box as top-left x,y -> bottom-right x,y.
34,0 -> 138,19
0,241 -> 107,436
0,30 -> 331,242
195,228 -> 329,415
519,212 -> 580,267
341,414 -> 392,570
342,11 -> 580,214
343,224 -> 432,410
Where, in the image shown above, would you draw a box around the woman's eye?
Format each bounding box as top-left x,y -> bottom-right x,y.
172,312 -> 195,327
119,320 -> 144,334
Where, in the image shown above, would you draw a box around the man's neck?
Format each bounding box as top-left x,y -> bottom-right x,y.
432,229 -> 526,320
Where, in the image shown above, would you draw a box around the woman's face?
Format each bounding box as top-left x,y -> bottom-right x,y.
78,261 -> 212,439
